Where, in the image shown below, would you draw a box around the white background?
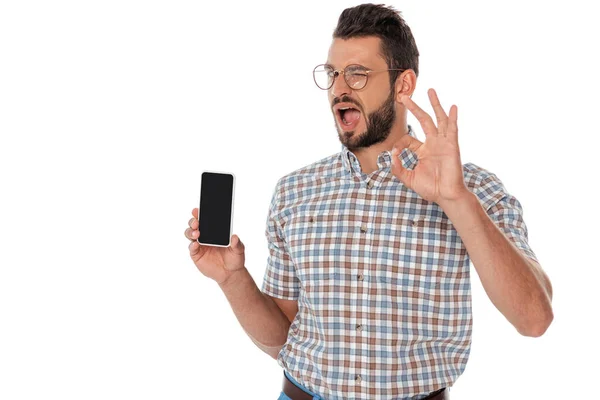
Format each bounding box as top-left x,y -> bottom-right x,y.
1,0 -> 598,399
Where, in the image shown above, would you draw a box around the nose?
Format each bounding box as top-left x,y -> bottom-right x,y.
330,71 -> 352,99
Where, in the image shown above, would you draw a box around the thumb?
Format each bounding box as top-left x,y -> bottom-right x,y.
230,234 -> 245,252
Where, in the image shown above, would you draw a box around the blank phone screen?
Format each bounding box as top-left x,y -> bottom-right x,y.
198,172 -> 234,246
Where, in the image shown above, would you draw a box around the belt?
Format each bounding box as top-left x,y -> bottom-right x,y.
282,371 -> 449,400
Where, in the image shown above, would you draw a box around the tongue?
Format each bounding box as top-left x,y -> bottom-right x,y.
344,109 -> 360,124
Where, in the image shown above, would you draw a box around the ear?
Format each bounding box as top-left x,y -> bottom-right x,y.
394,69 -> 417,103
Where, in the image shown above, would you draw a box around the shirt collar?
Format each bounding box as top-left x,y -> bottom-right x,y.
341,124 -> 417,175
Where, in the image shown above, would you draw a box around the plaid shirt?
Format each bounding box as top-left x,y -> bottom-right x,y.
261,125 -> 538,400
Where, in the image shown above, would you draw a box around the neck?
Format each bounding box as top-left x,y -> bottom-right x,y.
351,121 -> 410,175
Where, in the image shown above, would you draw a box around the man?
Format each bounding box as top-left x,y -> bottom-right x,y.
184,4 -> 553,399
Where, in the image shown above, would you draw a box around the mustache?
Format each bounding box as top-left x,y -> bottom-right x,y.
332,95 -> 363,112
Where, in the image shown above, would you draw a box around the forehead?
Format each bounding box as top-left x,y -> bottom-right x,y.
326,36 -> 387,68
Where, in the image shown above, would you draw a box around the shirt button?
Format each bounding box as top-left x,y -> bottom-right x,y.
357,273 -> 364,281
286,344 -> 292,351
360,225 -> 367,233
356,324 -> 363,332
355,375 -> 362,384
412,219 -> 420,227
367,180 -> 374,189
309,216 -> 314,223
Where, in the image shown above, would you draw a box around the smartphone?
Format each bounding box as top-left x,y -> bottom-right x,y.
197,171 -> 235,247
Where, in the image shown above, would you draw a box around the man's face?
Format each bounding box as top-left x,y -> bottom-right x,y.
327,36 -> 397,151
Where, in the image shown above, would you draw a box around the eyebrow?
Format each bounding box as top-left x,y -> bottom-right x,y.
346,64 -> 370,71
323,63 -> 372,70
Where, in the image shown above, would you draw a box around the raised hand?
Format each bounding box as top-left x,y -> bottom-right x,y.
391,88 -> 470,205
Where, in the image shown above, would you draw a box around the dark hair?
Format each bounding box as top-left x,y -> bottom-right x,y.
333,3 -> 419,88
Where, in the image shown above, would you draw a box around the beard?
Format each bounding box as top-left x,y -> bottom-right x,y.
336,91 -> 396,151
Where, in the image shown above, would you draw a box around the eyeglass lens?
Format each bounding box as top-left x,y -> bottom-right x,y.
313,65 -> 368,90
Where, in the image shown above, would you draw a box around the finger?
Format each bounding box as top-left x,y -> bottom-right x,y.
228,234 -> 245,253
185,227 -> 199,241
390,146 -> 415,188
390,133 -> 420,187
189,238 -> 202,256
190,208 -> 199,230
427,88 -> 448,135
448,104 -> 458,140
391,131 -> 422,154
400,95 -> 437,136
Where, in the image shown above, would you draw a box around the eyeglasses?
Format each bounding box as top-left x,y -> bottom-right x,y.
313,64 -> 407,91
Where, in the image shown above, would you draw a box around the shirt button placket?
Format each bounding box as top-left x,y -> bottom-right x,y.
355,182 -> 369,390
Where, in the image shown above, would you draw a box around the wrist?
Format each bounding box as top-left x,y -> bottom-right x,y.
217,267 -> 247,291
438,189 -> 475,209
439,190 -> 480,221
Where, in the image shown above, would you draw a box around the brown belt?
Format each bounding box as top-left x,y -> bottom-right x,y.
283,371 -> 449,400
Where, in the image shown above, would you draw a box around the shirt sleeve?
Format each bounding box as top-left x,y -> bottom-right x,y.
477,174 -> 539,264
260,181 -> 301,300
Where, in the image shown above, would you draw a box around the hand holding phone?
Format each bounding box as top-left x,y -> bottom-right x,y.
184,171 -> 245,285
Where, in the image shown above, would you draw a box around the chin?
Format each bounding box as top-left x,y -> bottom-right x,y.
338,130 -> 360,149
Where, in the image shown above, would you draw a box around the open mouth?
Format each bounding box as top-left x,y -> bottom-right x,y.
336,106 -> 361,131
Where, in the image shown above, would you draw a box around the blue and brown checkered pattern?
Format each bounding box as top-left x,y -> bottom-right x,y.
261,126 -> 538,400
